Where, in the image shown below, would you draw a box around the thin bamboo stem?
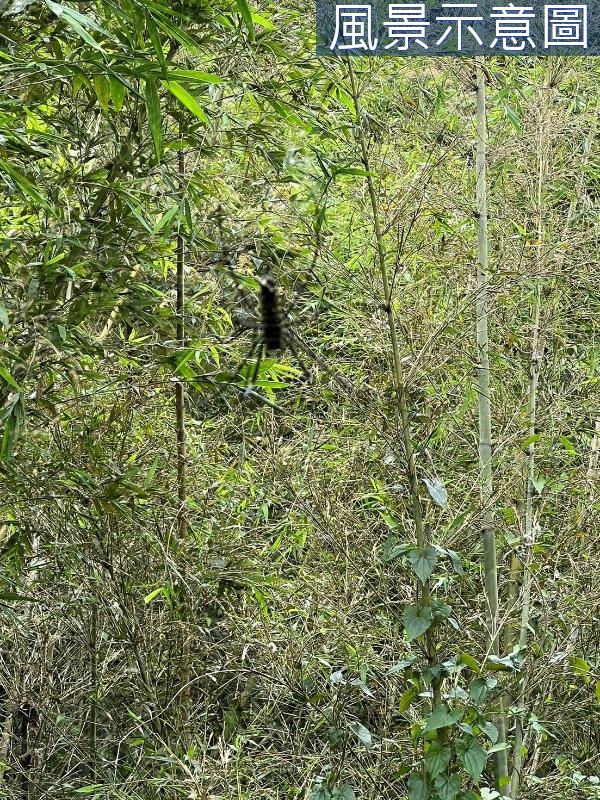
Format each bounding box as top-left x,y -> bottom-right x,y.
174,147 -> 191,716
509,57 -> 554,800
474,55 -> 510,794
346,60 -> 442,714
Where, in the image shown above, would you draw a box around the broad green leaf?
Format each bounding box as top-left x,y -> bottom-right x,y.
331,786 -> 355,800
408,546 -> 438,584
423,704 -> 461,733
144,78 -> 162,161
434,545 -> 464,575
234,0 -> 255,39
0,302 -> 8,330
434,773 -> 461,800
425,741 -> 451,778
408,773 -> 430,800
109,77 -> 127,112
569,656 -> 590,677
487,742 -> 511,754
385,542 -> 411,562
469,677 -> 489,704
93,74 -> 111,114
458,652 -> 481,674
387,658 -> 413,675
163,81 -> 208,123
484,654 -> 520,672
481,721 -> 498,743
349,721 -> 372,750
398,687 -> 417,713
457,722 -> 476,737
531,474 -> 546,494
480,789 -> 501,800
403,604 -> 433,641
457,736 -> 487,780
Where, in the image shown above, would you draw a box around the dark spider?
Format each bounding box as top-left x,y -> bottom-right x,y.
239,274 -> 311,396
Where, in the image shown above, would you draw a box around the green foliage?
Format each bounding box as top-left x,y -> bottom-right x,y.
0,2 -> 598,798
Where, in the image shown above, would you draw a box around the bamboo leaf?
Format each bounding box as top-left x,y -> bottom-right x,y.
163,81 -> 208,123
234,0 -> 255,39
109,76 -> 127,112
398,687 -> 416,713
93,74 -> 111,114
167,69 -> 222,84
0,364 -> 21,390
144,78 -> 162,161
0,157 -> 53,211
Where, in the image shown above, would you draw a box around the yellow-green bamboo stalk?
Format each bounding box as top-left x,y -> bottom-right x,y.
474,56 -> 509,794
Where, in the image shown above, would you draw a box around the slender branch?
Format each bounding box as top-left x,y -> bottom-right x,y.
346,60 -> 442,714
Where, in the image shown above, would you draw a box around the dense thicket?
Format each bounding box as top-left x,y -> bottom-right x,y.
0,2 -> 598,799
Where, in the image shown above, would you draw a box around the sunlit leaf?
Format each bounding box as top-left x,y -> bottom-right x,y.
423,477 -> 448,507
163,80 -> 208,123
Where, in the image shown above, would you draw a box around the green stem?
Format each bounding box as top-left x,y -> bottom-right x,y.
474,56 -> 509,794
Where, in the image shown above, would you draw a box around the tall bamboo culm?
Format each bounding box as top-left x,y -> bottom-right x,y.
474,56 -> 510,794
509,57 -> 555,800
346,61 -> 443,719
175,146 -> 191,716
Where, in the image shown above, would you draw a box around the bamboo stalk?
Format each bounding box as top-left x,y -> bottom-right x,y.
346,60 -> 442,715
174,147 -> 191,716
509,57 -> 554,800
474,56 -> 510,794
